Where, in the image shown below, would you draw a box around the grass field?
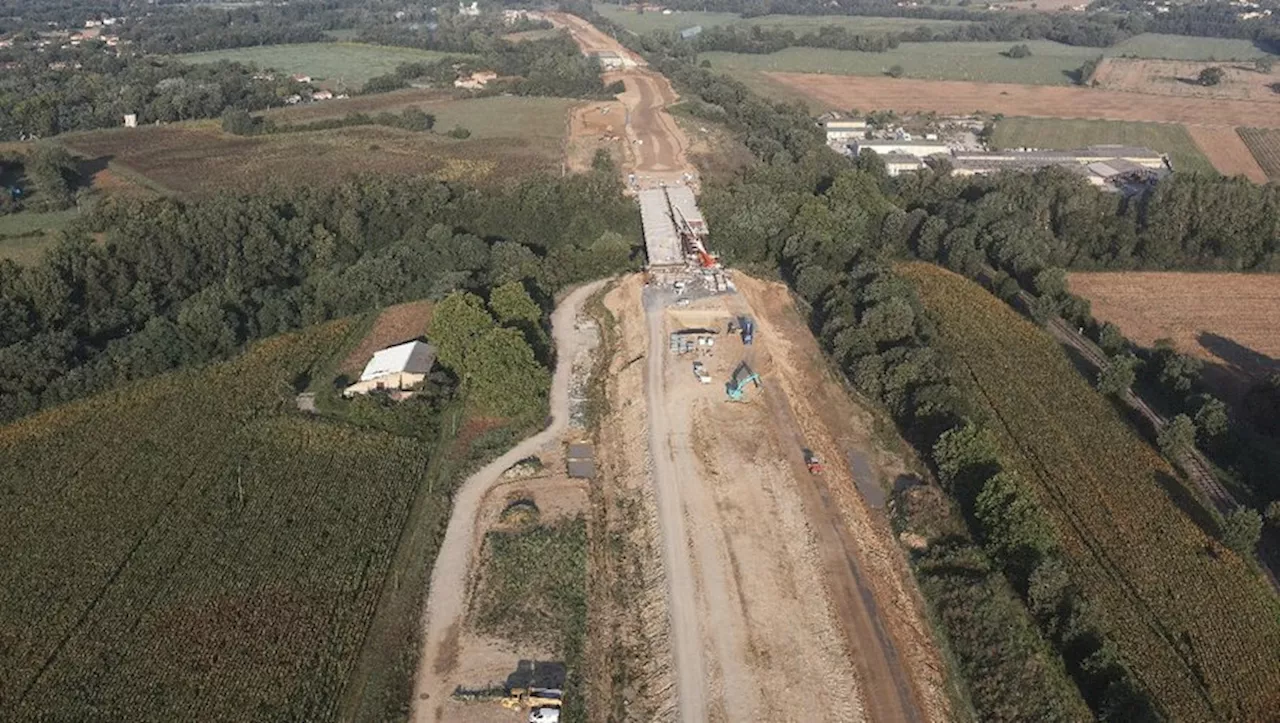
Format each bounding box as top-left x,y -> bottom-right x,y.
594,3 -> 972,34
1237,127 -> 1280,180
901,262 -> 1280,722
992,117 -> 1215,173
176,42 -> 462,89
703,41 -> 1099,86
62,95 -> 576,195
1105,33 -> 1275,61
0,320 -> 443,720
0,208 -> 79,265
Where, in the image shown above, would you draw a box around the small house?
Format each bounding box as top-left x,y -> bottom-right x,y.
343,340 -> 437,397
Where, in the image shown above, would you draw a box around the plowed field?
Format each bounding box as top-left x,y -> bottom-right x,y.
1186,125 -> 1268,181
767,73 -> 1280,128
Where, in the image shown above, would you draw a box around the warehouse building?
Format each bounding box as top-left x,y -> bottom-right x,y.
343,340 -> 436,397
851,140 -> 951,160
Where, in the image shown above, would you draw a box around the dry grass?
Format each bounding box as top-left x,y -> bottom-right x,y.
1092,58 -> 1280,103
61,96 -> 577,196
1068,271 -> 1280,397
1185,125 -> 1268,181
340,300 -> 435,378
765,72 -> 1280,127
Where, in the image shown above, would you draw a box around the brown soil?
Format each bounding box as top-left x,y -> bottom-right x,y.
565,100 -> 627,173
1237,127 -> 1280,180
1068,271 -> 1280,400
85,165 -> 155,199
1093,58 -> 1280,104
767,72 -> 1280,128
1185,125 -> 1269,182
340,299 -> 434,377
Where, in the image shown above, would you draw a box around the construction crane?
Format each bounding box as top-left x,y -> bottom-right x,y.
726,361 -> 760,402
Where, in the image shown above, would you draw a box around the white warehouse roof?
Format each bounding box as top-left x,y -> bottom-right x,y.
359,340 -> 436,382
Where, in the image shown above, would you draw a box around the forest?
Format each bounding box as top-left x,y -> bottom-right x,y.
0,155 -> 640,425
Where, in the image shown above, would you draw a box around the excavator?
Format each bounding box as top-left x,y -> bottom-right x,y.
726,361 -> 761,402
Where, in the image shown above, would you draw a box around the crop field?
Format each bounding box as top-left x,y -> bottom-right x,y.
900,262 -> 1280,722
176,43 -> 461,89
1105,33 -> 1275,61
1092,58 -> 1280,103
703,41 -> 1098,86
1068,271 -> 1280,395
0,208 -> 78,265
0,321 -> 446,720
765,73 -> 1280,127
1237,127 -> 1280,180
593,3 -> 971,35
991,117 -> 1215,173
61,96 -> 577,196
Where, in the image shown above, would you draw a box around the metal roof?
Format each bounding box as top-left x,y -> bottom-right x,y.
359,340 -> 436,382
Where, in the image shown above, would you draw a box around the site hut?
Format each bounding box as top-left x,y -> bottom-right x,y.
566,442 -> 596,479
669,327 -> 718,355
343,340 -> 437,398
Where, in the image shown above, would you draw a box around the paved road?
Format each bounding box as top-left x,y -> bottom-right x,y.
409,279 -> 609,723
642,289 -> 711,723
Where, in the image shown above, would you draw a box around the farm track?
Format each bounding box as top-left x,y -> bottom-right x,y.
1003,282 -> 1280,595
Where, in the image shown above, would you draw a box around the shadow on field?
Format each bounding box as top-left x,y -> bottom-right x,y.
1153,469 -> 1221,540
1197,332 -> 1278,380
505,659 -> 566,691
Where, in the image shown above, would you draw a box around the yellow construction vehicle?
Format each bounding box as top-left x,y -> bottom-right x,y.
500,687 -> 563,721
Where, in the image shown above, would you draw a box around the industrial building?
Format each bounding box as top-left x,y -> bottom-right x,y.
880,153 -> 926,177
343,340 -> 436,397
951,145 -> 1167,173
821,118 -> 869,143
851,140 -> 951,160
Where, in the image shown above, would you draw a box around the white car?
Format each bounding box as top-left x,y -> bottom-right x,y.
530,707 -> 560,723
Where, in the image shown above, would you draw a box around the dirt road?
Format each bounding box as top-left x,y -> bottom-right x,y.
409,279 -> 609,723
549,12 -> 696,186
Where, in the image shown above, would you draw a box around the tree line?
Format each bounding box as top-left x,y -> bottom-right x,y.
0,44 -> 305,140
0,155 -> 640,424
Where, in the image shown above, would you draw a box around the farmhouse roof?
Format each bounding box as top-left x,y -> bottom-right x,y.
359,340 -> 436,382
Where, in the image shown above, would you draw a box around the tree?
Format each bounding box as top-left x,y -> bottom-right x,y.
489,280 -> 548,359
447,125 -> 472,139
974,470 -> 1054,579
1221,506 -> 1263,557
1032,267 -> 1067,299
1097,322 -> 1126,355
1157,414 -> 1196,459
1265,500 -> 1280,529
886,64 -> 905,78
1192,396 -> 1229,442
1096,353 -> 1136,396
1006,43 -> 1033,59
429,292 -> 495,374
1255,56 -> 1274,74
220,108 -> 255,135
25,143 -> 78,209
1197,66 -> 1225,86
467,326 -> 549,418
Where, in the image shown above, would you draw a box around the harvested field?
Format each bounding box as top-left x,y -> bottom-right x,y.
1237,127 -> 1280,180
1092,58 -> 1280,103
706,40 -> 1100,86
766,73 -> 1280,127
61,96 -> 577,196
339,300 -> 435,377
1068,272 -> 1280,397
1106,33 -> 1274,61
992,116 -> 1214,173
1185,125 -> 1268,181
594,3 -> 972,34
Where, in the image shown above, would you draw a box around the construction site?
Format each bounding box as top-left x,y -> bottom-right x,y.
409,13 -> 954,723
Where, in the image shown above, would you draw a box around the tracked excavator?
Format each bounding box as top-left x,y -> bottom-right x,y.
726,361 -> 761,402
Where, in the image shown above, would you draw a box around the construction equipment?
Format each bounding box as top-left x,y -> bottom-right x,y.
803,448 -> 824,474
692,361 -> 711,384
726,361 -> 760,402
499,687 -> 564,714
738,316 -> 755,345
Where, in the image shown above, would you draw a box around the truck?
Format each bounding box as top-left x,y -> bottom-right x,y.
739,316 -> 755,345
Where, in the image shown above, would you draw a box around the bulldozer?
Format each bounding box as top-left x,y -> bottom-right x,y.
726,361 -> 761,402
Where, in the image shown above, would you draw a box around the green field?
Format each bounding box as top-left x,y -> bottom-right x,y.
0,208 -> 79,265
901,262 -> 1280,722
1105,33 -> 1275,61
594,2 -> 972,34
703,40 -> 1099,85
176,42 -> 462,88
0,320 -> 455,720
993,117 -> 1215,173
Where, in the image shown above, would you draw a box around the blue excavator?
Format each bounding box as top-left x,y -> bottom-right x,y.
726,361 -> 760,402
